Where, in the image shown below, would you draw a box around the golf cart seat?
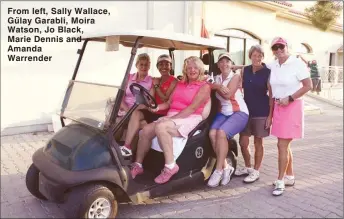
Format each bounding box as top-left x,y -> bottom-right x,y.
146,98 -> 212,177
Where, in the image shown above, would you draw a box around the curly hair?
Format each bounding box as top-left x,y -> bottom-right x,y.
182,56 -> 205,83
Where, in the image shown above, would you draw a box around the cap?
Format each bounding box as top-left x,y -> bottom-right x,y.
271,37 -> 288,48
218,52 -> 233,62
157,54 -> 172,64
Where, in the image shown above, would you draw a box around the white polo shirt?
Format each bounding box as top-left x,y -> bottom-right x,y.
266,56 -> 310,99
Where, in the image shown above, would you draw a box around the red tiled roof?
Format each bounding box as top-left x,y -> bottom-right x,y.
272,1 -> 293,7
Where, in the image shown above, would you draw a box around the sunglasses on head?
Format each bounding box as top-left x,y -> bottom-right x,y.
272,44 -> 285,51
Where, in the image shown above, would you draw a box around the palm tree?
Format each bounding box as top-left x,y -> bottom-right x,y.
305,0 -> 343,31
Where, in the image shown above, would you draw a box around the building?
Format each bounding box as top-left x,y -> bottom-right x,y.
1,1 -> 343,135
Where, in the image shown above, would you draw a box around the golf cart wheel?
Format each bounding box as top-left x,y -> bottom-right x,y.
63,184 -> 118,219
25,163 -> 47,200
227,150 -> 237,179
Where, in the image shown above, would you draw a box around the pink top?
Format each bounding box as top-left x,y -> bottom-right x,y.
168,81 -> 209,115
124,73 -> 153,108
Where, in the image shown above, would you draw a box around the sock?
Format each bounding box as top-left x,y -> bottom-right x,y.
285,175 -> 295,180
135,162 -> 142,168
124,144 -> 131,149
215,169 -> 223,174
165,162 -> 176,170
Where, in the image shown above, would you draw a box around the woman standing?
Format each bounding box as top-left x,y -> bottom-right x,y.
207,52 -> 249,187
235,45 -> 273,184
268,37 -> 312,196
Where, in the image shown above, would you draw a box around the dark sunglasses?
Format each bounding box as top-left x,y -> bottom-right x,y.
272,44 -> 285,51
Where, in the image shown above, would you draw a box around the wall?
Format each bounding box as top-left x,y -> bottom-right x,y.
203,1 -> 343,66
1,1 -> 188,135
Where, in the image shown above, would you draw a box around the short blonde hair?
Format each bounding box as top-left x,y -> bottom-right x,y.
182,56 -> 205,83
135,53 -> 151,66
248,45 -> 264,59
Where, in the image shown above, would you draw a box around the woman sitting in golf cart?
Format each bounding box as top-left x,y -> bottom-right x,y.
130,56 -> 211,184
120,54 -> 178,156
207,52 -> 249,188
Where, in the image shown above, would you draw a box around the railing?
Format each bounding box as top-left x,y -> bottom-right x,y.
320,66 -> 343,84
313,66 -> 343,104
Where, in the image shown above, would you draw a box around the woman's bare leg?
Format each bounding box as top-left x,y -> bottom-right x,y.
135,122 -> 157,164
124,109 -> 144,148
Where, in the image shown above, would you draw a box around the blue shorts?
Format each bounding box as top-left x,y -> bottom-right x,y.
210,112 -> 249,139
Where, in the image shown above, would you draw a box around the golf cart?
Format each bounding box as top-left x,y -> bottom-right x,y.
25,30 -> 239,218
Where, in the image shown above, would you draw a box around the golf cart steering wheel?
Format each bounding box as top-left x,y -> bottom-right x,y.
129,83 -> 158,109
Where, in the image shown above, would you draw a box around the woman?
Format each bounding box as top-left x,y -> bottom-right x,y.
268,37 -> 312,196
207,52 -> 249,187
130,56 -> 211,184
235,45 -> 273,184
120,54 -> 178,156
116,53 -> 154,155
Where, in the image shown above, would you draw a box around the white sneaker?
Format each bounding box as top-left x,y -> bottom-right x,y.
273,176 -> 295,186
244,169 -> 259,183
221,166 -> 234,186
234,167 -> 252,176
120,146 -> 132,157
272,180 -> 285,196
207,170 -> 223,187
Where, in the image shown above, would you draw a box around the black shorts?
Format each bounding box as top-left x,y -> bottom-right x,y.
140,110 -> 164,123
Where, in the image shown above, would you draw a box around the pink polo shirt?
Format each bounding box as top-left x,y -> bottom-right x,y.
124,73 -> 153,108
168,80 -> 209,115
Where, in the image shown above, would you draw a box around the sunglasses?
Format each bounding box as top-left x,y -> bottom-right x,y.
272,44 -> 285,51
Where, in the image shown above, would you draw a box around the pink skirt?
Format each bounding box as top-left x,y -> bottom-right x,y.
271,99 -> 304,139
155,112 -> 203,138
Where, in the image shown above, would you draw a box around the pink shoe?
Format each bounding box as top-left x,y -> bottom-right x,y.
130,163 -> 144,179
154,164 -> 179,184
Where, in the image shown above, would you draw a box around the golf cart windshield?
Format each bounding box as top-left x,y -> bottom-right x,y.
59,30 -> 225,131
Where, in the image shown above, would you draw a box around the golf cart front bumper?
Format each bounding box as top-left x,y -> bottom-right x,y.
38,172 -> 66,203
33,148 -> 125,203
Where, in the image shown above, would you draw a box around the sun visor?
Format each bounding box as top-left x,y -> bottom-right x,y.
105,36 -> 120,51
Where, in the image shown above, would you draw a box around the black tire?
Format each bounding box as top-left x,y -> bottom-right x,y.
227,150 -> 237,179
62,184 -> 118,219
25,163 -> 47,200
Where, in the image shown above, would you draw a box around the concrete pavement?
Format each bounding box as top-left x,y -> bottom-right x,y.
1,97 -> 343,218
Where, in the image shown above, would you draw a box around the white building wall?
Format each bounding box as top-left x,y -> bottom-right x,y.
203,1 -> 343,66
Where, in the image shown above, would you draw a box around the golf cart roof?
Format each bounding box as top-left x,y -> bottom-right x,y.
81,29 -> 226,50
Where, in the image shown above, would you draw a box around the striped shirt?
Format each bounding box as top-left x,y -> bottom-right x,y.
215,72 -> 249,116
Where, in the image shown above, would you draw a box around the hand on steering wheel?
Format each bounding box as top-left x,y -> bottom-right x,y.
129,83 -> 157,109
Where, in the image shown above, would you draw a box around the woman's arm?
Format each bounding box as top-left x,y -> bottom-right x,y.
155,78 -> 178,102
267,81 -> 273,118
291,78 -> 312,100
170,84 -> 211,119
217,74 -> 241,100
210,82 -> 230,94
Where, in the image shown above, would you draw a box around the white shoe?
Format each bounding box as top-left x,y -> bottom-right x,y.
234,166 -> 252,176
120,146 -> 132,157
207,170 -> 223,187
244,169 -> 259,183
273,176 -> 295,186
221,166 -> 234,186
272,180 -> 285,196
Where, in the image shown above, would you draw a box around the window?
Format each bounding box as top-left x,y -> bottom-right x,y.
214,29 -> 261,65
295,43 -> 313,54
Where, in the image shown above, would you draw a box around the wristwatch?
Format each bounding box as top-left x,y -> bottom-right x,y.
154,84 -> 160,89
288,95 -> 294,102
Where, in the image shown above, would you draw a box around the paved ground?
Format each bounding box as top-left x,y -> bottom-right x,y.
1,97 -> 343,218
